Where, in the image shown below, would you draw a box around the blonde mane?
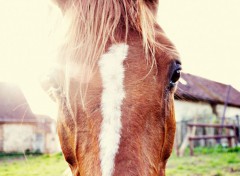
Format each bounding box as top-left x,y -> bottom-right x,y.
54,0 -> 174,113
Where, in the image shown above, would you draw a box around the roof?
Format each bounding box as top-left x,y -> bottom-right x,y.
0,82 -> 55,134
0,82 -> 37,123
175,73 -> 240,108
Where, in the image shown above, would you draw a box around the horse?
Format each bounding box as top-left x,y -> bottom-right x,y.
43,0 -> 181,175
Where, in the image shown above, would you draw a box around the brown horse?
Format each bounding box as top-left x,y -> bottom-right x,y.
43,0 -> 181,175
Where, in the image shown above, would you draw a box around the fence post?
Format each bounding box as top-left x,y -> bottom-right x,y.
236,115 -> 240,142
188,125 -> 194,156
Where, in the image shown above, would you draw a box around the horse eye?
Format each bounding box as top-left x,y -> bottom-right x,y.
169,67 -> 181,89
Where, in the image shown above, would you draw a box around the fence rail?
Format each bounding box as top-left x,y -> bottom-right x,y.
187,123 -> 238,156
175,115 -> 240,156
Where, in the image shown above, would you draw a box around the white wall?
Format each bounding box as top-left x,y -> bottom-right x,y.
2,122 -> 60,153
46,133 -> 61,153
216,104 -> 240,118
3,124 -> 35,152
174,100 -> 213,122
174,100 -> 240,122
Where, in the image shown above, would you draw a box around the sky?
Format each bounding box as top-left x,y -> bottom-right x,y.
0,0 -> 239,118
0,0 -> 58,118
157,0 -> 240,90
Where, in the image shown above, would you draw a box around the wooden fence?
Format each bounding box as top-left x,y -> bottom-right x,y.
175,115 -> 240,156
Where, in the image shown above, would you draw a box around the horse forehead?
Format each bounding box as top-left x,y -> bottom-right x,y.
97,43 -> 172,175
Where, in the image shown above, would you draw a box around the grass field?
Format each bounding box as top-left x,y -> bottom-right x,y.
167,152 -> 240,176
0,147 -> 240,176
0,153 -> 68,176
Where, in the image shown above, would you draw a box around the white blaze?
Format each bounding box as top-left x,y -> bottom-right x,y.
98,43 -> 128,176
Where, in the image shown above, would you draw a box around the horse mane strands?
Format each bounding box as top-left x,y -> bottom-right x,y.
55,0 -> 165,113
138,0 -> 157,59
58,1 -> 123,112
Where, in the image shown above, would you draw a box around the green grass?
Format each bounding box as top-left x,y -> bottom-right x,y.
167,147 -> 240,176
0,147 -> 240,176
0,153 -> 68,176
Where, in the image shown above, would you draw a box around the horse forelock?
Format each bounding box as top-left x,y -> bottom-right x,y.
53,0 -> 175,109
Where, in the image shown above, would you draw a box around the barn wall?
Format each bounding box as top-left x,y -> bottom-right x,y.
174,100 -> 213,122
45,133 -> 61,153
216,105 -> 240,118
2,121 -> 60,153
3,124 -> 35,153
0,125 -> 3,151
35,121 -> 60,153
174,100 -> 240,122
33,132 -> 45,153
46,122 -> 61,153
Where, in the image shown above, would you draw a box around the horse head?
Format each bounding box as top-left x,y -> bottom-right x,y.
44,0 -> 181,175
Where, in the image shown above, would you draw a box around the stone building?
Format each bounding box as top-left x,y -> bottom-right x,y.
175,73 -> 240,122
174,73 -> 240,147
0,82 -> 58,153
